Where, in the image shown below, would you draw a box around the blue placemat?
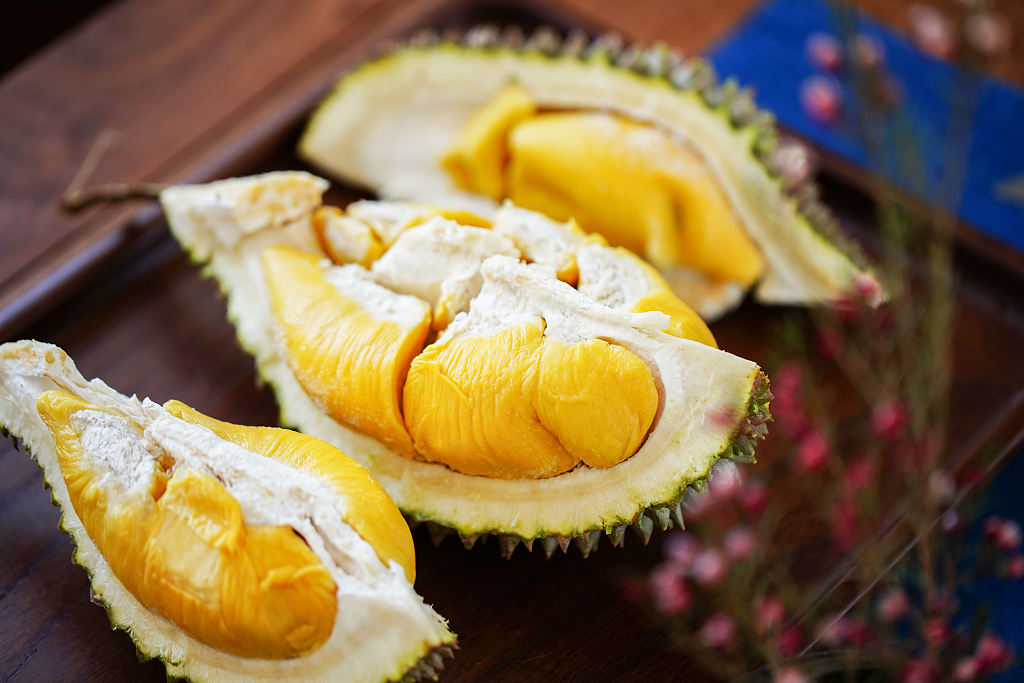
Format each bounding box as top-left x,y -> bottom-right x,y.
707,0 -> 1024,254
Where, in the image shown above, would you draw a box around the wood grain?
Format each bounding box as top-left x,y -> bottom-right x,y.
2,0 -> 1024,682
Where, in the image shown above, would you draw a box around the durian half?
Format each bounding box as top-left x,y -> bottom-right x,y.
160,170 -> 771,556
298,26 -> 883,320
0,340 -> 455,683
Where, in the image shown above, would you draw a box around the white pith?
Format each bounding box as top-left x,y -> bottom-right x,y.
0,340 -> 453,683
298,46 -> 867,313
161,171 -> 760,539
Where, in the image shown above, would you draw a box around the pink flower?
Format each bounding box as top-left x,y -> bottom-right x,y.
709,463 -> 743,500
952,657 -> 978,682
700,612 -> 736,648
853,272 -> 884,306
757,596 -> 786,633
648,563 -> 691,615
941,511 -> 962,532
871,399 -> 906,440
851,34 -> 886,70
800,75 -> 843,125
908,5 -> 956,59
691,549 -> 728,585
817,614 -> 850,646
928,471 -> 956,504
774,666 -> 810,683
797,429 -> 830,471
996,520 -> 1022,551
738,481 -> 769,514
877,586 -> 909,622
724,526 -> 757,561
925,618 -> 950,646
664,532 -> 700,569
844,458 -> 874,492
1006,554 -> 1024,580
901,658 -> 935,683
777,625 -> 803,657
806,32 -> 844,72
965,12 -> 1010,57
773,139 -> 814,188
772,362 -> 809,438
975,633 -> 1014,674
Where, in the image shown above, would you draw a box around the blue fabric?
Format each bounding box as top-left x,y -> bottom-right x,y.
707,0 -> 1024,253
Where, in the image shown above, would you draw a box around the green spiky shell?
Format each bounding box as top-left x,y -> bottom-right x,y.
299,24 -> 882,309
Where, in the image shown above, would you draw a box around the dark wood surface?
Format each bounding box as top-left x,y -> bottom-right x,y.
3,0 -> 1024,682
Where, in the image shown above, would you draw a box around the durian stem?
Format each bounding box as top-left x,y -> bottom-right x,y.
61,182 -> 167,211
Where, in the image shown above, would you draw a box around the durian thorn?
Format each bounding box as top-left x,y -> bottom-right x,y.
607,524 -> 627,548
631,514 -> 654,545
458,532 -> 480,550
521,537 -> 535,553
426,521 -> 452,547
499,535 -> 521,559
540,536 -> 559,559
556,535 -> 572,554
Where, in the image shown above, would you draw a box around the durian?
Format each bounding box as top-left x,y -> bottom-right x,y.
160,170 -> 770,555
0,340 -> 455,683
298,25 -> 883,320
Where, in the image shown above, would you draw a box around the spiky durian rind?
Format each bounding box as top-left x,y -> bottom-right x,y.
402,371 -> 771,558
0,410 -> 455,683
301,24 -> 883,307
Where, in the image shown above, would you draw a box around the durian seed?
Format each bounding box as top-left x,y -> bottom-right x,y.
632,514 -> 655,545
499,535 -> 521,559
498,25 -> 525,49
607,525 -> 627,547
560,28 -> 589,58
464,24 -> 500,49
427,521 -> 453,547
556,535 -> 572,554
652,507 -> 672,530
458,532 -> 480,550
541,536 -> 560,559
408,28 -> 439,48
525,25 -> 561,54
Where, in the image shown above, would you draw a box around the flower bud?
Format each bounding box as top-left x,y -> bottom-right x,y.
700,612 -> 736,648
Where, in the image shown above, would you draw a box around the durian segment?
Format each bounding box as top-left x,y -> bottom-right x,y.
441,83 -> 536,201
160,172 -> 765,541
369,216 -> 520,330
403,310 -> 657,479
262,245 -> 429,457
298,45 -> 880,312
505,111 -> 764,286
493,203 -> 717,347
313,206 -> 386,268
0,340 -> 455,683
39,390 -> 338,659
165,400 -> 416,583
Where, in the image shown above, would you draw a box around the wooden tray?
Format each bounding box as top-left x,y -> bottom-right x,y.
4,1 -> 1024,682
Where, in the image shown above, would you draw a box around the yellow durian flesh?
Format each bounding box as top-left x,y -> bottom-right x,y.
165,400 -> 416,584
262,245 -> 429,457
441,83 -> 536,201
37,390 -> 337,660
442,85 -> 765,287
403,318 -> 658,479
506,112 -> 764,285
312,205 -> 386,268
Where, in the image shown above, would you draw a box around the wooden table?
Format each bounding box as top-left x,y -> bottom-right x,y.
3,1 -> 1024,682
